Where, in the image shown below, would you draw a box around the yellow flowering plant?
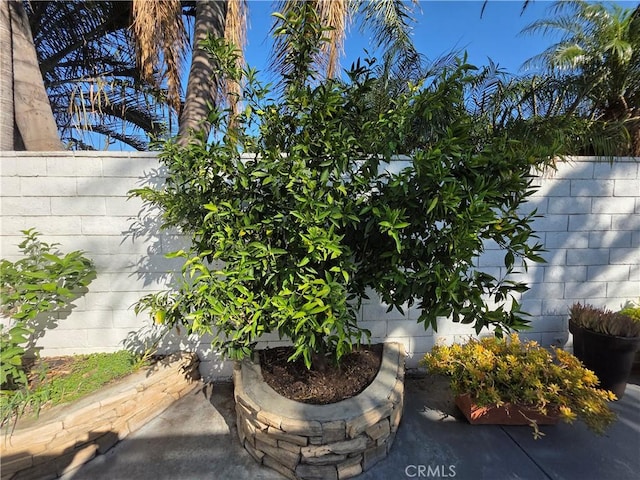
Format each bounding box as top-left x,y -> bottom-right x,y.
422,334 -> 617,435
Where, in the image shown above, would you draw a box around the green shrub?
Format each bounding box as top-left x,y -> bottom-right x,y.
0,230 -> 95,390
133,5 -> 556,370
619,300 -> 640,323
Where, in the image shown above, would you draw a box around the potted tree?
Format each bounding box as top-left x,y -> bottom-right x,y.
422,334 -> 617,439
569,303 -> 640,398
134,10 -> 408,478
132,4 -> 566,477
133,6 -> 558,384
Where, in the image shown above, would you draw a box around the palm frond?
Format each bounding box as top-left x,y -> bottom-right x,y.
357,0 -> 416,49
271,0 -> 340,80
481,0 -> 533,19
316,0 -> 348,77
223,0 -> 248,112
26,0 -> 175,150
270,1 -> 327,88
518,0 -> 639,155
271,0 -> 421,80
131,0 -> 188,114
56,77 -> 169,150
357,0 -> 423,85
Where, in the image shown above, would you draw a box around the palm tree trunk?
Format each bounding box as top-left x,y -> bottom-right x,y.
7,0 -> 61,151
0,2 -> 14,150
177,0 -> 227,144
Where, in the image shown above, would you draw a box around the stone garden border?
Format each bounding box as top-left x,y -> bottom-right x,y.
1,352 -> 199,480
233,343 -> 405,480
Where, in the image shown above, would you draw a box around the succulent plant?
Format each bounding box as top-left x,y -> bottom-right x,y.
422,334 -> 617,436
569,303 -> 640,338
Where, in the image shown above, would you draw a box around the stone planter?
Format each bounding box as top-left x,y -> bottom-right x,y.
233,343 -> 405,480
1,352 -> 200,480
454,393 -> 560,426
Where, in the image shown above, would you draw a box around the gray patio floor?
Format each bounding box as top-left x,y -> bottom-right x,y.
64,373 -> 640,480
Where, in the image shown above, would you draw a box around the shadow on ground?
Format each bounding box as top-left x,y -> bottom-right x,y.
65,375 -> 640,480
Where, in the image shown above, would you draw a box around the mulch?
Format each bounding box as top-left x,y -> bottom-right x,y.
259,343 -> 383,405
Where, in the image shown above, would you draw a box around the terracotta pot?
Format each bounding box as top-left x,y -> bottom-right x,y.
454,394 -> 559,425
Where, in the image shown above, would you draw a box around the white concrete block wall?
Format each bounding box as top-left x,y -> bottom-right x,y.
522,158 -> 640,350
0,152 -> 191,359
1,153 -> 638,378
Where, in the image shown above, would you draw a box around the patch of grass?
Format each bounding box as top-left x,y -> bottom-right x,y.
1,351 -> 149,428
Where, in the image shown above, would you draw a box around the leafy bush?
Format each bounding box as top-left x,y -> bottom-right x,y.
619,300 -> 640,323
422,335 -> 617,436
0,230 -> 95,390
0,325 -> 31,389
569,303 -> 640,338
134,5 -> 557,370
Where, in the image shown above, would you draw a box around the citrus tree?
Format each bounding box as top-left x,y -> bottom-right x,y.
134,5 -> 558,370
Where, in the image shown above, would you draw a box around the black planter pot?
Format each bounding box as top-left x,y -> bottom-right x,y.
569,319 -> 585,359
575,328 -> 640,399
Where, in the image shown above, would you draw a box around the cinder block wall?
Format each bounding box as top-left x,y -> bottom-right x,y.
1,153 -> 638,378
0,152 -> 189,356
390,158 -> 640,365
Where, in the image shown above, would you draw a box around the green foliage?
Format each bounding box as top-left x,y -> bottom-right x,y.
521,1 -> 640,156
133,5 -> 556,370
0,326 -> 31,390
25,1 -> 173,150
0,229 -> 96,390
422,335 -> 617,437
1,351 -> 144,427
135,7 -> 370,370
619,300 -> 640,322
570,302 -> 640,338
349,92 -> 548,336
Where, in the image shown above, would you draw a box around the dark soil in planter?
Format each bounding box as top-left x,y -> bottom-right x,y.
259,344 -> 383,405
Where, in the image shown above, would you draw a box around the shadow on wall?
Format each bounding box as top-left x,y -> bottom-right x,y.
518,159 -> 639,349
123,166 -> 171,288
24,287 -> 91,357
120,166 -> 202,358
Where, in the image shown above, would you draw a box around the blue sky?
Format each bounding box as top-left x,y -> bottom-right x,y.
242,0 -> 564,78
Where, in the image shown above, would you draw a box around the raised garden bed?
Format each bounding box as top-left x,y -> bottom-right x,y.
1,352 -> 199,480
233,342 -> 405,480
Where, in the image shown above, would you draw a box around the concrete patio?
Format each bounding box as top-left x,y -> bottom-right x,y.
63,373 -> 640,480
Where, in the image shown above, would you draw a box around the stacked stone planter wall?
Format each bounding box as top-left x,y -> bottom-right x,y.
1,352 -> 199,480
233,343 -> 405,480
